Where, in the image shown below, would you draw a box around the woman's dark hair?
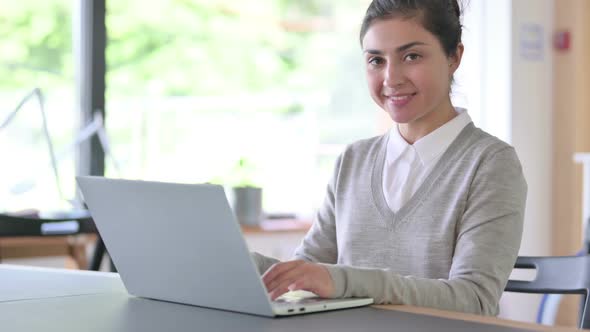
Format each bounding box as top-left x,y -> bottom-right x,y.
359,0 -> 463,57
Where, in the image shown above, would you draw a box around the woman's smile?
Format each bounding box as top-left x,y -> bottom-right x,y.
385,92 -> 417,108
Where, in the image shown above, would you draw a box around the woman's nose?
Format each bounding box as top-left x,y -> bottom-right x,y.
383,64 -> 406,88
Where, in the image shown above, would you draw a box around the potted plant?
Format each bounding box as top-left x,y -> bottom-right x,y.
228,158 -> 263,226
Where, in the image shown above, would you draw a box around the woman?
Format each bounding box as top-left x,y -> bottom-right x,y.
254,0 -> 526,316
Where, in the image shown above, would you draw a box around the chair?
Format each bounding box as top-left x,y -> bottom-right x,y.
505,256 -> 590,329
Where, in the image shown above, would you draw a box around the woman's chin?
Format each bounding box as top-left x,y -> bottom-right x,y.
386,110 -> 415,124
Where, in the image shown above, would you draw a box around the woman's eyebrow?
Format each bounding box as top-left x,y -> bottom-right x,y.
363,41 -> 427,55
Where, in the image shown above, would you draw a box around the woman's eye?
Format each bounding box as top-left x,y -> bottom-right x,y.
404,53 -> 421,62
368,57 -> 384,66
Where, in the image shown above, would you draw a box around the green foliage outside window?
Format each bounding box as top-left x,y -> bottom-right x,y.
0,0 -> 372,214
1,0 -> 359,99
0,0 -> 72,90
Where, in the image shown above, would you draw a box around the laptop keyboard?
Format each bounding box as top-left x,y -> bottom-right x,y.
272,290 -> 324,307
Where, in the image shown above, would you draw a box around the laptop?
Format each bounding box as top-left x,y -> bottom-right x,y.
76,176 -> 373,317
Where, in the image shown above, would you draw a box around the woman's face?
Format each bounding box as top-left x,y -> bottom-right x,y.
362,17 -> 462,126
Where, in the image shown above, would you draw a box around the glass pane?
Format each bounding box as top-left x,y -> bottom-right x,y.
0,0 -> 76,213
105,1 -> 379,216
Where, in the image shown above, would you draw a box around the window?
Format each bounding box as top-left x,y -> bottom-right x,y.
105,1 -> 378,215
0,0 -> 77,212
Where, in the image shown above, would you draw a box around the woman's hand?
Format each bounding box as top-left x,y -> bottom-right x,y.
262,260 -> 335,300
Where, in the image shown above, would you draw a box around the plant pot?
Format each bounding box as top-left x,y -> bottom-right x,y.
231,186 -> 263,226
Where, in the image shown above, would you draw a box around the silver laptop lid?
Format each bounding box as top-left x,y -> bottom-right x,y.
76,176 -> 274,316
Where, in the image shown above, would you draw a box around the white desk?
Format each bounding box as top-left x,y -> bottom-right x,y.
0,265 -> 580,332
0,264 -> 124,302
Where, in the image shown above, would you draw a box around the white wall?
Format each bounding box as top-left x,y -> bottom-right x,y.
510,0 -> 553,257
455,0 -> 512,141
505,0 -> 553,323
459,0 -> 554,323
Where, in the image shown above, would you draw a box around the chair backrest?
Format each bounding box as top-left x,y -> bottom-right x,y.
505,256 -> 590,329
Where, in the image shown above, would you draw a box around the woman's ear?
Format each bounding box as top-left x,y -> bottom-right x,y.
449,43 -> 464,73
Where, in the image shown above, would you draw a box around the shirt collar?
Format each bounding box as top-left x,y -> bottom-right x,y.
386,121 -> 412,166
386,107 -> 472,166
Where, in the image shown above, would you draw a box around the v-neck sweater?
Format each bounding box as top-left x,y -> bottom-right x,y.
382,107 -> 472,212
253,123 -> 527,315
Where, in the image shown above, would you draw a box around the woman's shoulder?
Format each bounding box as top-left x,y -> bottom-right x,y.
341,134 -> 388,158
464,125 -> 515,153
462,125 -> 520,163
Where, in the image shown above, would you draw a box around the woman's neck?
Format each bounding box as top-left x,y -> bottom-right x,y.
398,102 -> 458,144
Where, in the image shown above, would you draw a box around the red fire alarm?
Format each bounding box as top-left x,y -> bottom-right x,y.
554,30 -> 570,51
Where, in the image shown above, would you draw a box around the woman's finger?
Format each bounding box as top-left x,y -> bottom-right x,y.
262,260 -> 305,286
269,277 -> 301,300
265,263 -> 309,292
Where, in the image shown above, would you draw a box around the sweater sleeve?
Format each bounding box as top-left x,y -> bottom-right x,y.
323,147 -> 527,316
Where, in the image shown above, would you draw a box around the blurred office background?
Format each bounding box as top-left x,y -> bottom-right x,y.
1,0 -> 589,327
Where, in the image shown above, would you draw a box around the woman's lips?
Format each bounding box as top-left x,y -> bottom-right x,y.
386,93 -> 416,107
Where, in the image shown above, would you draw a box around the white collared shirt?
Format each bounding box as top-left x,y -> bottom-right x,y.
382,107 -> 472,212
